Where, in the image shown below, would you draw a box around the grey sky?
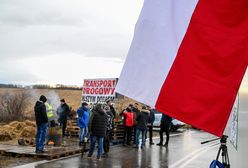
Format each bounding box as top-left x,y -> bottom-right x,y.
1,0 -> 248,90
0,0 -> 143,85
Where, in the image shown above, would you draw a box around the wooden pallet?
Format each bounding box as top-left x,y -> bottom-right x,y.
0,144 -> 82,160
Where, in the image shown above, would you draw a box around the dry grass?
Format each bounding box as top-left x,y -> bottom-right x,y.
0,120 -> 36,141
0,88 -> 82,119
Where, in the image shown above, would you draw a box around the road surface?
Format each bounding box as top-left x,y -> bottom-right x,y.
14,129 -> 221,168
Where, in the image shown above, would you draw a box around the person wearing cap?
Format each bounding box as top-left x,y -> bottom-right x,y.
34,95 -> 48,153
57,99 -> 70,137
77,102 -> 90,146
106,99 -> 116,118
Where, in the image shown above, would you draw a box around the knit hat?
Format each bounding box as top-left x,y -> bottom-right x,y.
39,95 -> 47,103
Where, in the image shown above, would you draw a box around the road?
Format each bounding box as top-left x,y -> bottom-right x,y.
14,129 -> 221,168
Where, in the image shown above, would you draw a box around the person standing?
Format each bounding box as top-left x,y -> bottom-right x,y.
88,104 -> 108,160
120,107 -> 134,146
103,105 -> 114,158
147,107 -> 155,145
157,113 -> 172,147
106,99 -> 116,141
77,102 -> 90,146
134,105 -> 149,149
131,103 -> 140,144
106,99 -> 116,118
57,99 -> 70,137
45,101 -> 57,127
34,95 -> 48,153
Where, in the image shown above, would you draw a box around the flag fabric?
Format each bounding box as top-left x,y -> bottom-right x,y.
116,0 -> 248,137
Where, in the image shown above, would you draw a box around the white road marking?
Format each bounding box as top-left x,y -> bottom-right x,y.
169,143 -> 219,168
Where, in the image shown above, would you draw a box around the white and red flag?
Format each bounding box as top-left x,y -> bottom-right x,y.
116,0 -> 248,137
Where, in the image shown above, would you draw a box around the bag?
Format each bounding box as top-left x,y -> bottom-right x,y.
209,160 -> 225,168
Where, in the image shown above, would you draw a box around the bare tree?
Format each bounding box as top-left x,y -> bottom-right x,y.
0,90 -> 30,122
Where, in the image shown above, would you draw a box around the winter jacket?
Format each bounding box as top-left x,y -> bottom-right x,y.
121,111 -> 134,127
161,114 -> 172,127
136,110 -> 149,130
57,103 -> 70,123
34,101 -> 48,125
148,109 -> 155,124
109,105 -> 116,118
132,107 -> 140,125
106,111 -> 114,131
89,104 -> 108,137
77,107 -> 89,128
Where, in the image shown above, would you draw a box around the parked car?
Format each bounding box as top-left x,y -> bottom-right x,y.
152,109 -> 185,131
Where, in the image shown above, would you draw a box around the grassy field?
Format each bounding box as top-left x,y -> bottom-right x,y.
0,87 -> 139,121
0,88 -> 82,120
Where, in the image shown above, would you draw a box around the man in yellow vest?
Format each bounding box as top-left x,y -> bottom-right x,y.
45,102 -> 57,127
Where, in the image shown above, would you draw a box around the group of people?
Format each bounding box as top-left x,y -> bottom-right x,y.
34,95 -> 70,153
76,100 -> 116,159
120,103 -> 172,149
34,95 -> 172,159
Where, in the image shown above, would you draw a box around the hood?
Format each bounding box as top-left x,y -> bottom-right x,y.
35,101 -> 44,107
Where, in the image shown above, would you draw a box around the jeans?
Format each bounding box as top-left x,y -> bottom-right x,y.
135,128 -> 146,147
36,123 -> 48,151
79,127 -> 88,142
88,135 -> 104,159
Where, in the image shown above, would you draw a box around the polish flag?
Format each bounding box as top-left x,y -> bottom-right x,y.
116,0 -> 248,137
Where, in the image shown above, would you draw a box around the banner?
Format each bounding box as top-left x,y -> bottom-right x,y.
230,95 -> 239,150
82,78 -> 117,103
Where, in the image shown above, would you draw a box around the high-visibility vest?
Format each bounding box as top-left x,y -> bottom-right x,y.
45,103 -> 54,118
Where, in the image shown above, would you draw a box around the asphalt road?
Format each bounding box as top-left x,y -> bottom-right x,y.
14,129 -> 220,168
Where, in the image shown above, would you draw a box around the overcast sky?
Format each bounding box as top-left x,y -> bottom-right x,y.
1,0 -> 248,90
0,0 -> 143,86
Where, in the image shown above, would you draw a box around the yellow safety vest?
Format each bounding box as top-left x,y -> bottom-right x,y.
45,103 -> 54,118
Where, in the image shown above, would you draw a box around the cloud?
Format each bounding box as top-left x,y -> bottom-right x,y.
11,53 -> 124,85
0,0 -> 143,59
0,0 -> 143,85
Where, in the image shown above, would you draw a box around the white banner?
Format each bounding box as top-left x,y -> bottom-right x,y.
230,95 -> 239,150
82,78 -> 117,103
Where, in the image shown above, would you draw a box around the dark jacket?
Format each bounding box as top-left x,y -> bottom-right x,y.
89,104 -> 108,137
58,103 -> 70,122
106,111 -> 114,131
132,107 -> 140,125
34,101 -> 48,125
136,110 -> 149,130
161,114 -> 172,127
109,105 -> 116,118
148,109 -> 155,124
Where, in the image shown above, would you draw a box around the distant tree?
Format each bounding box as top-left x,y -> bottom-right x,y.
0,90 -> 30,121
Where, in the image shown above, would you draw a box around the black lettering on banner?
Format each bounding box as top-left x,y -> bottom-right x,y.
83,96 -> 96,103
